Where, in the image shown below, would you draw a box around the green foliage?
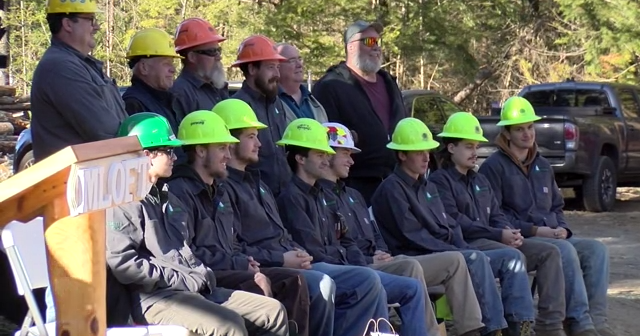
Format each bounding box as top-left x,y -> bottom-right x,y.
3,0 -> 640,111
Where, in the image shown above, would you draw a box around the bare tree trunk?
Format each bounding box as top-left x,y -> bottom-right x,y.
19,0 -> 25,93
0,0 -> 9,85
452,67 -> 493,104
105,0 -> 114,77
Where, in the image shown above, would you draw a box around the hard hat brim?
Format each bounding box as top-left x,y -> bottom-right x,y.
276,139 -> 336,155
180,134 -> 240,146
496,115 -> 542,127
174,35 -> 227,53
386,139 -> 440,151
330,144 -> 362,154
436,132 -> 488,142
230,54 -> 288,67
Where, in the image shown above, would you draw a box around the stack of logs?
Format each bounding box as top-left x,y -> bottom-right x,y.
0,85 -> 30,162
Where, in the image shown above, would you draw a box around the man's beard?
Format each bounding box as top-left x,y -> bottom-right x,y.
210,62 -> 227,89
355,52 -> 382,75
256,75 -> 279,100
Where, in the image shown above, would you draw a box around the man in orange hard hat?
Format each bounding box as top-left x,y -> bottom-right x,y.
171,18 -> 229,115
232,34 -> 291,197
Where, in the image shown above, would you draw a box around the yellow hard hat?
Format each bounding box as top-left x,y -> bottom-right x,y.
178,110 -> 239,146
212,99 -> 267,130
276,118 -> 336,154
126,28 -> 182,59
46,0 -> 100,14
387,118 -> 440,151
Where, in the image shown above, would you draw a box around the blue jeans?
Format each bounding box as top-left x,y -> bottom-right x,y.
311,262 -> 389,336
530,237 -> 609,332
374,270 -> 428,336
45,286 -> 55,323
300,269 -> 336,336
460,249 -> 535,333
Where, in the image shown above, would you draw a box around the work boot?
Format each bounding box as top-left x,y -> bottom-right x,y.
483,330 -> 502,336
504,321 -> 532,336
595,326 -> 617,336
459,328 -> 482,336
535,330 -> 567,336
568,329 -> 599,336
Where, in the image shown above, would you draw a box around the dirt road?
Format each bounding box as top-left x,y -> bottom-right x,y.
566,188 -> 640,336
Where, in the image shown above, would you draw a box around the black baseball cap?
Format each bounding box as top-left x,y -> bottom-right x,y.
343,20 -> 384,44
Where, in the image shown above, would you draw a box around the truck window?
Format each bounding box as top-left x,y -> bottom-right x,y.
437,98 -> 461,118
523,89 -> 611,107
412,96 -> 446,125
617,89 -> 640,118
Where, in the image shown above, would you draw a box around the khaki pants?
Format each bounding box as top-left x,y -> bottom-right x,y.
376,252 -> 484,336
215,269 -> 310,336
137,289 -> 289,336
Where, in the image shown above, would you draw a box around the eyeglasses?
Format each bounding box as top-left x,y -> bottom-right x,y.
155,148 -> 175,157
75,16 -> 98,26
193,47 -> 223,57
355,37 -> 379,48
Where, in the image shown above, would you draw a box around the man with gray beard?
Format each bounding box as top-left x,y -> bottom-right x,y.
171,18 -> 229,115
232,34 -> 291,197
312,20 -> 408,206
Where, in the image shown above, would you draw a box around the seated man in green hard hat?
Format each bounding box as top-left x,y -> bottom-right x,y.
167,109 -> 309,336
370,117 -> 536,336
318,121 -> 484,336
106,112 -> 290,336
428,111 -> 567,336
478,97 -> 614,336
275,118 -> 427,336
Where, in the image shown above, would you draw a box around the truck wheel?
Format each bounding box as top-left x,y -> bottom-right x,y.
581,156 -> 617,212
18,150 -> 34,173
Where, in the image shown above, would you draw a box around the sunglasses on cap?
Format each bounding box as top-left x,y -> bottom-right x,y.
353,37 -> 379,48
192,47 -> 223,57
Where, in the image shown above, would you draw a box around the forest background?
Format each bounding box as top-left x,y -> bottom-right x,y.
2,0 -> 640,114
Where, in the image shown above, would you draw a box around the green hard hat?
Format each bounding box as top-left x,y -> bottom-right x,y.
496,96 -> 541,127
437,112 -> 488,142
117,112 -> 183,149
212,98 -> 268,130
387,117 -> 440,151
178,110 -> 240,145
276,118 -> 336,154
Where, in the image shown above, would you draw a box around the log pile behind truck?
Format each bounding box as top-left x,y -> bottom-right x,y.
0,86 -> 30,169
0,85 -> 30,159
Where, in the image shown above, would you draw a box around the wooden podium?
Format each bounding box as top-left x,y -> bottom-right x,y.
0,137 -> 152,336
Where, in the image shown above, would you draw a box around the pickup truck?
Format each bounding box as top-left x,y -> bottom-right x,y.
476,81 -> 640,212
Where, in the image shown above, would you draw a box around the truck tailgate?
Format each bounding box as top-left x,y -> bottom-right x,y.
476,115 -> 568,162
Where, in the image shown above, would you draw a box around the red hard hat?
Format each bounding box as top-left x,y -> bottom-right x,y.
231,35 -> 286,67
174,18 -> 226,52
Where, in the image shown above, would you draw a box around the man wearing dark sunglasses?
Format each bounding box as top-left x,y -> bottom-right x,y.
312,20 -> 408,206
30,0 -> 128,163
171,18 -> 229,117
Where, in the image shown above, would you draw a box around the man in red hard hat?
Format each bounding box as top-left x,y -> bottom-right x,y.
171,18 -> 228,115
231,34 -> 291,197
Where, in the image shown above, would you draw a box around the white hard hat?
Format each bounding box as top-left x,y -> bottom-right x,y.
323,122 -> 361,153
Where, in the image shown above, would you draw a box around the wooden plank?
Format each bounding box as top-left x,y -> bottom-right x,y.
0,85 -> 16,97
44,197 -> 106,336
0,167 -> 70,226
0,136 -> 142,228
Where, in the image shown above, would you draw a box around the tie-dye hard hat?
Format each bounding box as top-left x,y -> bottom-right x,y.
323,122 -> 361,153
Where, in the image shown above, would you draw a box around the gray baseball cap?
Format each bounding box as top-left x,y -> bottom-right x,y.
343,20 -> 384,44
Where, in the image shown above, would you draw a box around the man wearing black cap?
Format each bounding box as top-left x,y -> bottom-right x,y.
312,20 -> 408,205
